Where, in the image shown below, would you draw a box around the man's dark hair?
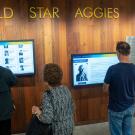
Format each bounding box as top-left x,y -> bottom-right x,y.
44,63 -> 63,86
116,41 -> 130,56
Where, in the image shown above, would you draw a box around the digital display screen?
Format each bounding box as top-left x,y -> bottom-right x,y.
71,53 -> 119,86
0,40 -> 35,76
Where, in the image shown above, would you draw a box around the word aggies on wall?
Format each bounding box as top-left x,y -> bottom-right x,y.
0,7 -> 120,19
75,7 -> 119,19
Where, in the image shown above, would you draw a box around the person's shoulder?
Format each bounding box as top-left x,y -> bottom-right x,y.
106,63 -> 119,73
130,63 -> 135,69
47,85 -> 71,94
61,85 -> 72,94
131,63 -> 135,67
41,89 -> 52,99
45,89 -> 51,93
5,67 -> 14,75
54,85 -> 70,92
109,63 -> 120,69
107,64 -> 115,70
0,66 -> 6,70
43,89 -> 52,95
60,85 -> 69,90
0,66 -> 9,73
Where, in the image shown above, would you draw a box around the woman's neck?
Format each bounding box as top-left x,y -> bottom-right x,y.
48,84 -> 61,89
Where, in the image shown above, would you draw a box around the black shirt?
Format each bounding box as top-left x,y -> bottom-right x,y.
104,63 -> 135,112
0,66 -> 16,120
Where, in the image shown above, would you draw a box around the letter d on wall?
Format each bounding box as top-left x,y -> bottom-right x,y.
4,7 -> 14,19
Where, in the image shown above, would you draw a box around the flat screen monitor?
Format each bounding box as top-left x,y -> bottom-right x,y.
0,40 -> 35,76
71,53 -> 119,87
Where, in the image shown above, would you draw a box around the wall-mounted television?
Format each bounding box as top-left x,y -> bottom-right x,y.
0,40 -> 35,76
71,53 -> 119,87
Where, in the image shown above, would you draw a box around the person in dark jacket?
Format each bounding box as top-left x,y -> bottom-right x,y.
0,66 -> 16,135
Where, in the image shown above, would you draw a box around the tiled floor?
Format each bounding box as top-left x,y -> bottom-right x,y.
13,119 -> 135,135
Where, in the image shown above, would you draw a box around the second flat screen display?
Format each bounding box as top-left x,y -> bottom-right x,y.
72,53 -> 119,87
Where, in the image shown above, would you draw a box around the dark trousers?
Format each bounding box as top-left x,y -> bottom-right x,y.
0,119 -> 11,135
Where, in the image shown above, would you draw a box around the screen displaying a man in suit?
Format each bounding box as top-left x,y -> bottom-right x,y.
76,65 -> 88,81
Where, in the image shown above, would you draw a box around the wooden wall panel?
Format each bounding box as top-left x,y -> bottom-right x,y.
0,0 -> 135,133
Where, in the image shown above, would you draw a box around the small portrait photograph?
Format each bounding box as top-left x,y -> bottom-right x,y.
4,50 -> 9,56
18,44 -> 23,48
76,64 -> 88,82
5,58 -> 9,64
19,50 -> 23,56
4,44 -> 8,48
20,65 -> 24,71
19,57 -> 24,63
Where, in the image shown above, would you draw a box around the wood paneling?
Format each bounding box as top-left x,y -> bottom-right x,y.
0,0 -> 135,133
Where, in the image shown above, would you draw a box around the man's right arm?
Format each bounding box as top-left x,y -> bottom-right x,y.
103,67 -> 112,95
103,83 -> 109,96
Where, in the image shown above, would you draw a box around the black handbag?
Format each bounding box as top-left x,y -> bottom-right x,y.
26,90 -> 53,135
26,115 -> 52,135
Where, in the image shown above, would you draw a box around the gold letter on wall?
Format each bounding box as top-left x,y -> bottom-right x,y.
75,8 -> 83,18
4,7 -> 14,19
29,7 -> 37,19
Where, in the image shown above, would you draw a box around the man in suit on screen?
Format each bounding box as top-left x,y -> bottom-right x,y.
76,65 -> 88,81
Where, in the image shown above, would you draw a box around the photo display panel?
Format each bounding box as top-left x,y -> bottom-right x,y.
72,53 -> 119,87
0,40 -> 35,75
